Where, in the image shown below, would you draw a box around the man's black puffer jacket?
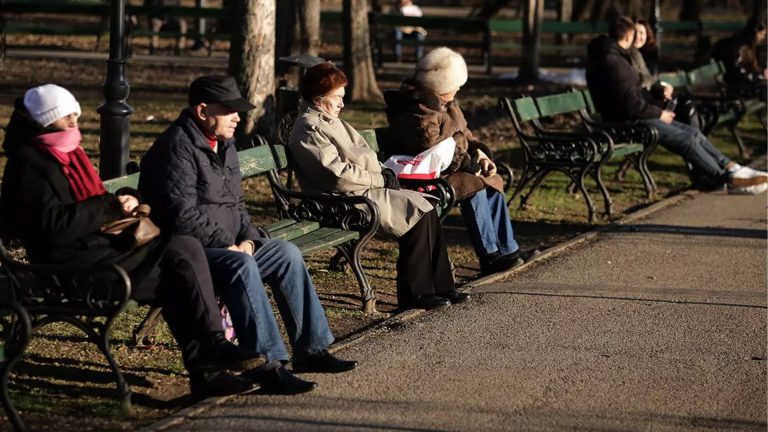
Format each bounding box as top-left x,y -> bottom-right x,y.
586,34 -> 664,123
139,110 -> 264,249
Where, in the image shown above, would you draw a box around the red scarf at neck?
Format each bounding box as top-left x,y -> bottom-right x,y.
33,128 -> 106,202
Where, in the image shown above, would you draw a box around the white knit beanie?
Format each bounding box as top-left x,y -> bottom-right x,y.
414,47 -> 468,94
23,84 -> 81,127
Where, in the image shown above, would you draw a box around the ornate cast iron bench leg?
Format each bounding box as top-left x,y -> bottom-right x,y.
1,299 -> 32,432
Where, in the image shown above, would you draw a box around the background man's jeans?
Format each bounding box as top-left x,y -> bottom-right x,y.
638,118 -> 730,188
394,28 -> 425,60
460,187 -> 519,258
205,239 -> 334,362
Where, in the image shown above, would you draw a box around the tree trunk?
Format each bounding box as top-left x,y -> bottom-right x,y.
297,0 -> 321,56
229,0 -> 276,143
342,0 -> 383,102
276,0 -> 320,79
518,0 -> 542,82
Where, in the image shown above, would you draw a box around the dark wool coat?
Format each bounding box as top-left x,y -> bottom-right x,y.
138,110 -> 264,248
0,100 -> 160,278
711,32 -> 764,85
586,35 -> 664,123
384,79 -> 504,201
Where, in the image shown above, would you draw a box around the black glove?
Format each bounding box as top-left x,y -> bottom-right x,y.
459,157 -> 482,175
381,168 -> 401,190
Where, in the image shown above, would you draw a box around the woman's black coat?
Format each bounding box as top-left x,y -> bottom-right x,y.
0,100 -> 153,270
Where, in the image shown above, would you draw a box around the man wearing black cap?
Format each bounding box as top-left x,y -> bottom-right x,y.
139,75 -> 357,396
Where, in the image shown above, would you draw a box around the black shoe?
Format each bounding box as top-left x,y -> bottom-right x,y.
443,290 -> 471,304
409,294 -> 450,310
198,332 -> 267,372
520,248 -> 541,262
242,363 -> 317,395
190,371 -> 258,401
292,350 -> 358,374
480,251 -> 525,274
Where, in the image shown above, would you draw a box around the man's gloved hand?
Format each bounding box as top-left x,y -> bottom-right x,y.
459,157 -> 482,175
381,168 -> 401,190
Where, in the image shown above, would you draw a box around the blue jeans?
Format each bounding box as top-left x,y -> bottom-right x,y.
394,29 -> 425,60
205,239 -> 334,362
638,119 -> 730,188
460,187 -> 519,258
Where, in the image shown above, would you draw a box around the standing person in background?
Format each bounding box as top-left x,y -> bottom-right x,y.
394,0 -> 427,62
1,84 -> 265,400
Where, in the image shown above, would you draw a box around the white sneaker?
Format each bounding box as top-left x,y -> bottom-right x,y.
741,166 -> 768,178
728,182 -> 768,195
729,166 -> 768,187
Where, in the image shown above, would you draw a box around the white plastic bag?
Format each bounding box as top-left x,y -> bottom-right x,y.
383,137 -> 456,180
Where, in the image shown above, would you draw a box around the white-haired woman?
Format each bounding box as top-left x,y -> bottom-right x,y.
385,47 -> 537,274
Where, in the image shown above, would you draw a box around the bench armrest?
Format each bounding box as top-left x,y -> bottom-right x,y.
0,241 -> 132,315
266,172 -> 381,237
582,118 -> 658,149
520,130 -> 600,163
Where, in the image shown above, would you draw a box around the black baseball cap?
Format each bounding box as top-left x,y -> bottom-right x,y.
188,75 -> 257,112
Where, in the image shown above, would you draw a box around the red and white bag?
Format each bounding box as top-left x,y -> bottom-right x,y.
383,137 -> 456,180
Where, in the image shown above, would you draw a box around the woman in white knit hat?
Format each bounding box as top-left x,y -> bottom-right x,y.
1,84 -> 267,399
385,47 -> 538,274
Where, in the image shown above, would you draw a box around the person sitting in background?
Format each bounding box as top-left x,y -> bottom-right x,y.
139,75 -> 357,396
629,19 -> 661,90
1,84 -> 265,400
394,0 -> 427,62
385,47 -> 538,274
586,15 -> 768,194
711,18 -> 767,99
146,0 -> 188,55
288,63 -> 468,310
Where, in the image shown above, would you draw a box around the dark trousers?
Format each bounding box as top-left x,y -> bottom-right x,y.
128,235 -> 222,371
396,209 -> 455,305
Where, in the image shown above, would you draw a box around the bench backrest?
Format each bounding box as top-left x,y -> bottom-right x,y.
511,96 -> 541,123
534,91 -> 588,118
102,145 -> 287,193
374,13 -> 487,32
687,60 -> 721,85
658,71 -> 690,89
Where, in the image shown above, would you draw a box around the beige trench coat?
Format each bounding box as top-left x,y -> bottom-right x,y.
288,104 -> 434,238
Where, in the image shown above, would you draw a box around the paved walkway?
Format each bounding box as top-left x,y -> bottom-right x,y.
150,191 -> 767,431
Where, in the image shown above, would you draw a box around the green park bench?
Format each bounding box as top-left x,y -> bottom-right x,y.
0,0 -> 227,55
0,143 -> 380,429
660,60 -> 766,158
127,142 -> 381,348
487,19 -> 743,73
0,298 -> 32,432
499,90 -> 658,222
367,12 -> 490,71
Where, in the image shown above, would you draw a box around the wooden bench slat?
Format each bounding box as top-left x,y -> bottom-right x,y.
289,228 -> 359,253
611,144 -> 645,159
267,220 -> 321,241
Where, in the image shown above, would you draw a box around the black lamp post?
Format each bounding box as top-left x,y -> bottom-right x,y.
649,0 -> 661,51
97,0 -> 133,180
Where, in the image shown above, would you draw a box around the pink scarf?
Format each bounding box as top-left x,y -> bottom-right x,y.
33,128 -> 106,202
